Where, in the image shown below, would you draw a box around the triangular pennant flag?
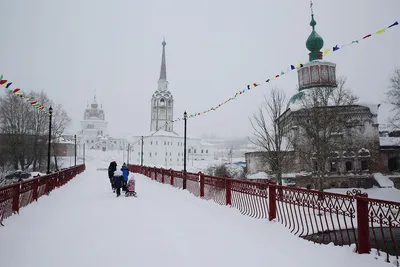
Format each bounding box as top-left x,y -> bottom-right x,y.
323,49 -> 330,55
351,40 -> 359,44
0,75 -> 3,80
298,62 -> 302,68
5,82 -> 12,89
280,71 -> 284,75
253,83 -> 259,87
13,88 -> 20,93
290,65 -> 295,70
362,34 -> 372,39
247,85 -> 250,90
376,29 -> 386,34
266,79 -> 270,83
275,75 -> 280,78
0,80 -> 7,85
333,45 -> 340,51
388,21 -> 399,28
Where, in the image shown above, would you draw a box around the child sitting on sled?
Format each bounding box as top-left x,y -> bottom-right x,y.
125,176 -> 137,197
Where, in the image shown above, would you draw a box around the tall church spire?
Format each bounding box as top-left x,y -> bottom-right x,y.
157,38 -> 169,91
159,38 -> 167,81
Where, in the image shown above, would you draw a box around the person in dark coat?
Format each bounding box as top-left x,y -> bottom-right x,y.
108,160 -> 117,191
121,163 -> 129,191
113,170 -> 124,197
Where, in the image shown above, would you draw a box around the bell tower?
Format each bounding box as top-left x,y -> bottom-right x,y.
150,39 -> 174,132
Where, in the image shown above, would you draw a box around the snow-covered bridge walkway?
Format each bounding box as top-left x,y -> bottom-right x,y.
0,160 -> 386,267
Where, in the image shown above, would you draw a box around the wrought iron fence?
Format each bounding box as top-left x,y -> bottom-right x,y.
0,164 -> 85,225
129,164 -> 400,265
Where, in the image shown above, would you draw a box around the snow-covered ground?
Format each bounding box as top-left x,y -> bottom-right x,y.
326,187 -> 400,203
0,156 -> 393,267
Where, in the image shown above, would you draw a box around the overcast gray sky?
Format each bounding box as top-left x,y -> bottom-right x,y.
0,0 -> 399,139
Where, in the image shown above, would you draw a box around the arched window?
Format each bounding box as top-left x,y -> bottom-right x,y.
343,151 -> 356,158
358,148 -> 370,171
160,98 -> 165,106
358,148 -> 370,158
345,161 -> 353,171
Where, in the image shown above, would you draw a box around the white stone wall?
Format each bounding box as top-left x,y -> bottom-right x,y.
130,135 -> 215,168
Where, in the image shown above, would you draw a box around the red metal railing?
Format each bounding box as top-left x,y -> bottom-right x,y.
130,164 -> 400,264
0,164 -> 85,225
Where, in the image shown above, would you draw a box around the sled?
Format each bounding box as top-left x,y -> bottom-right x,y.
125,191 -> 137,197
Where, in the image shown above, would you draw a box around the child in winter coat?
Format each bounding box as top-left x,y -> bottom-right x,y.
113,170 -> 124,197
121,163 -> 129,191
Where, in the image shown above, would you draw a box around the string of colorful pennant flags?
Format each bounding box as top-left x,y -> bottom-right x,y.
0,20 -> 398,121
163,20 -> 398,126
0,74 -> 49,115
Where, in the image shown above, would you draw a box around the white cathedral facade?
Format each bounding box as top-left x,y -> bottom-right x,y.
130,40 -> 216,167
77,96 -> 126,151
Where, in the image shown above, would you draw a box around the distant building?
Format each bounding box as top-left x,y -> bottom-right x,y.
244,9 -> 400,189
130,40 -> 215,167
77,95 -> 126,151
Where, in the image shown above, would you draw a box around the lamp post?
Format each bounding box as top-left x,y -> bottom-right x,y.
127,143 -> 130,165
83,143 -> 86,164
140,136 -> 144,166
47,106 -> 53,174
74,134 -> 77,166
183,111 -> 187,190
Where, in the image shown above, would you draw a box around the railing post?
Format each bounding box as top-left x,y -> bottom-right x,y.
183,171 -> 187,190
33,178 -> 39,201
12,184 -> 20,213
356,195 -> 371,254
199,172 -> 204,198
225,178 -> 231,206
161,168 -> 165,184
268,183 -> 277,221
170,169 -> 174,186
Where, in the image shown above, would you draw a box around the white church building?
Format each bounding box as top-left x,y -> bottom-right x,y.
77,96 -> 126,151
130,40 -> 216,167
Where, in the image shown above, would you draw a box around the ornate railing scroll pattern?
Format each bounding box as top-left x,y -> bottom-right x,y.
0,164 -> 85,226
129,164 -> 400,263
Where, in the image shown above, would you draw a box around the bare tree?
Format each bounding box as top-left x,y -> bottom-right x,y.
386,67 -> 400,128
294,79 -> 360,191
28,91 -> 51,171
331,76 -> 359,106
0,93 -> 35,170
250,87 -> 292,185
51,103 -> 72,170
0,91 -> 71,172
